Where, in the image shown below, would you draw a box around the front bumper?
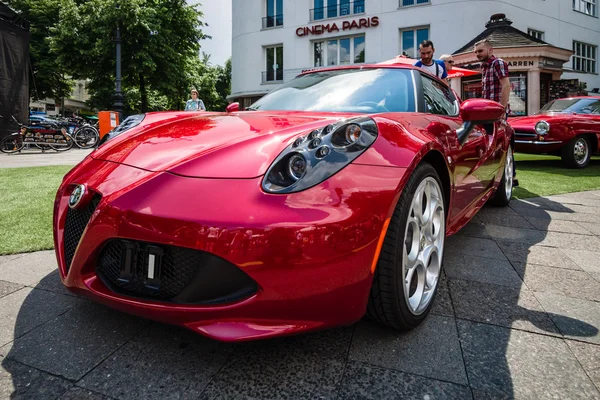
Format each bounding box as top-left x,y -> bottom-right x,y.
53,158 -> 406,341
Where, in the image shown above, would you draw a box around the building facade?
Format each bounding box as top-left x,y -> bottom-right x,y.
30,79 -> 92,116
231,0 -> 600,114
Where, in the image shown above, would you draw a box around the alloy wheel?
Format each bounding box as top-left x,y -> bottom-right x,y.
402,177 -> 445,315
505,146 -> 514,200
574,138 -> 589,165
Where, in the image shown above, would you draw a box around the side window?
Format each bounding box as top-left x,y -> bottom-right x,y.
421,75 -> 458,116
586,100 -> 600,114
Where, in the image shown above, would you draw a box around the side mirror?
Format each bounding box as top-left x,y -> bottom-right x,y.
226,102 -> 239,113
456,99 -> 505,146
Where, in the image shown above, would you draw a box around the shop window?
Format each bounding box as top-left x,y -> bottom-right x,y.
462,73 -> 528,117
527,29 -> 544,41
314,35 -> 365,66
400,27 -> 429,59
400,0 -> 431,7
572,41 -> 597,74
263,0 -> 283,29
421,75 -> 458,116
312,0 -> 365,21
573,0 -> 597,16
263,45 -> 283,83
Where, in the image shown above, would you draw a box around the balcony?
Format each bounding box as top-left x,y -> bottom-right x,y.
310,1 -> 365,21
262,68 -> 284,84
262,14 -> 283,29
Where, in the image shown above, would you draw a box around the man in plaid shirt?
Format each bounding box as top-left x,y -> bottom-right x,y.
474,39 -> 517,182
475,39 -> 511,118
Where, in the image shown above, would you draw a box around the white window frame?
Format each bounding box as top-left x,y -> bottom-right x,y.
572,41 -> 597,74
573,0 -> 597,16
313,34 -> 365,67
399,26 -> 430,59
311,0 -> 365,21
263,0 -> 283,29
527,28 -> 545,41
399,0 -> 431,8
264,45 -> 284,83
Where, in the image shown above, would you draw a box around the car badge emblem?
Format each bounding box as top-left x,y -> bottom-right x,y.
69,184 -> 86,209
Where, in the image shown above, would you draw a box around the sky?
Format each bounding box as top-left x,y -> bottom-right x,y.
193,1 -> 233,66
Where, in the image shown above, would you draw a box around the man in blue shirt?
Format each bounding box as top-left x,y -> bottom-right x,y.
413,40 -> 447,80
185,89 -> 206,111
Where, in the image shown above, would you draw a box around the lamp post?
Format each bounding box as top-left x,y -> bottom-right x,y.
113,5 -> 124,123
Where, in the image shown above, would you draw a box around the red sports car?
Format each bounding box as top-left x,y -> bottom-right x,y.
53,65 -> 513,342
511,96 -> 600,168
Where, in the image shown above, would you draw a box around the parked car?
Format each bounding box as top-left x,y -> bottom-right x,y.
511,96 -> 600,168
54,65 -> 513,342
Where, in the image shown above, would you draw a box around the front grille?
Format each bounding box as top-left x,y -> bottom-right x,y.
63,193 -> 101,273
96,240 -> 258,305
97,241 -> 200,301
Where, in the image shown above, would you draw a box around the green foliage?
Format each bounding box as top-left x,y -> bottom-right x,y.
10,0 -> 232,115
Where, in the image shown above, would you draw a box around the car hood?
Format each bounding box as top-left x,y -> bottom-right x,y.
509,113 -> 571,128
90,111 -> 357,178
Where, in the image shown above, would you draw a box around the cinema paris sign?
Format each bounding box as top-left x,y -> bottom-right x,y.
296,16 -> 379,37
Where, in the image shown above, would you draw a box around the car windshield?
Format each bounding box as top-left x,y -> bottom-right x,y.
537,98 -> 600,114
248,68 -> 416,113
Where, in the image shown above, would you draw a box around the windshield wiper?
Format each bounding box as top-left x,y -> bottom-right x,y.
245,106 -> 259,111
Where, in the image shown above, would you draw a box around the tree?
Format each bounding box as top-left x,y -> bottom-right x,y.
7,0 -> 73,102
50,0 -> 209,114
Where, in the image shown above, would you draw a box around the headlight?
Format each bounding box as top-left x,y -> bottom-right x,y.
535,120 -> 550,135
262,117 -> 378,194
98,114 -> 146,146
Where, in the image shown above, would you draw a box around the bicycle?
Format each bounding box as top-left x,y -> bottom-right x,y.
0,115 -> 71,154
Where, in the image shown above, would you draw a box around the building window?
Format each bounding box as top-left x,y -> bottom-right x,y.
314,35 -> 365,66
263,45 -> 283,83
573,0 -> 597,16
400,27 -> 429,59
311,0 -> 365,21
572,41 -> 597,73
527,29 -> 544,41
263,0 -> 283,29
400,0 -> 431,7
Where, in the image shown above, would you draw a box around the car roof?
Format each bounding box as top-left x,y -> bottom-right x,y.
298,63 -> 417,76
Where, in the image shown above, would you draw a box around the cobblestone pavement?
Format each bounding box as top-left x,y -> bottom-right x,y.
0,148 -> 93,168
1,191 -> 600,399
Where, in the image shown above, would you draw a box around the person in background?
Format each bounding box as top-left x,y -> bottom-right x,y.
440,54 -> 454,83
474,38 -> 517,183
413,40 -> 447,80
185,89 -> 206,111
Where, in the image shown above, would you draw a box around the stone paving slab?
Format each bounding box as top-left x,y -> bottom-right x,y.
457,320 -> 599,399
349,317 -> 468,385
0,191 -> 599,399
0,250 -> 59,287
0,148 -> 93,169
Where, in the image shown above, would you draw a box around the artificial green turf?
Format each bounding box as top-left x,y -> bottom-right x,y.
513,153 -> 600,199
0,165 -> 72,255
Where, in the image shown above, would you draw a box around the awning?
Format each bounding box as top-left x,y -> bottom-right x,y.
378,55 -> 480,78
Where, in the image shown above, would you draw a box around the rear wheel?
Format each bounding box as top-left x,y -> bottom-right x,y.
0,134 -> 24,154
73,126 -> 99,149
367,162 -> 445,330
489,144 -> 513,206
561,136 -> 591,168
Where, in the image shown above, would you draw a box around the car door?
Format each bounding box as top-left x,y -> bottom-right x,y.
580,99 -> 600,148
419,74 -> 497,223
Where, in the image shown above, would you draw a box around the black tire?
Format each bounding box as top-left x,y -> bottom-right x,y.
367,162 -> 445,330
0,135 -> 24,154
73,126 -> 99,149
489,144 -> 513,207
561,136 -> 591,168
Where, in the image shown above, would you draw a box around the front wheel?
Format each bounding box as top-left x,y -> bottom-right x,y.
0,134 -> 24,154
367,162 -> 445,330
489,144 -> 513,206
561,136 -> 591,168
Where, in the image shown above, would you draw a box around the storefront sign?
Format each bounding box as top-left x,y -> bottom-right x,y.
296,16 -> 379,37
539,57 -> 565,69
506,60 -> 536,67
